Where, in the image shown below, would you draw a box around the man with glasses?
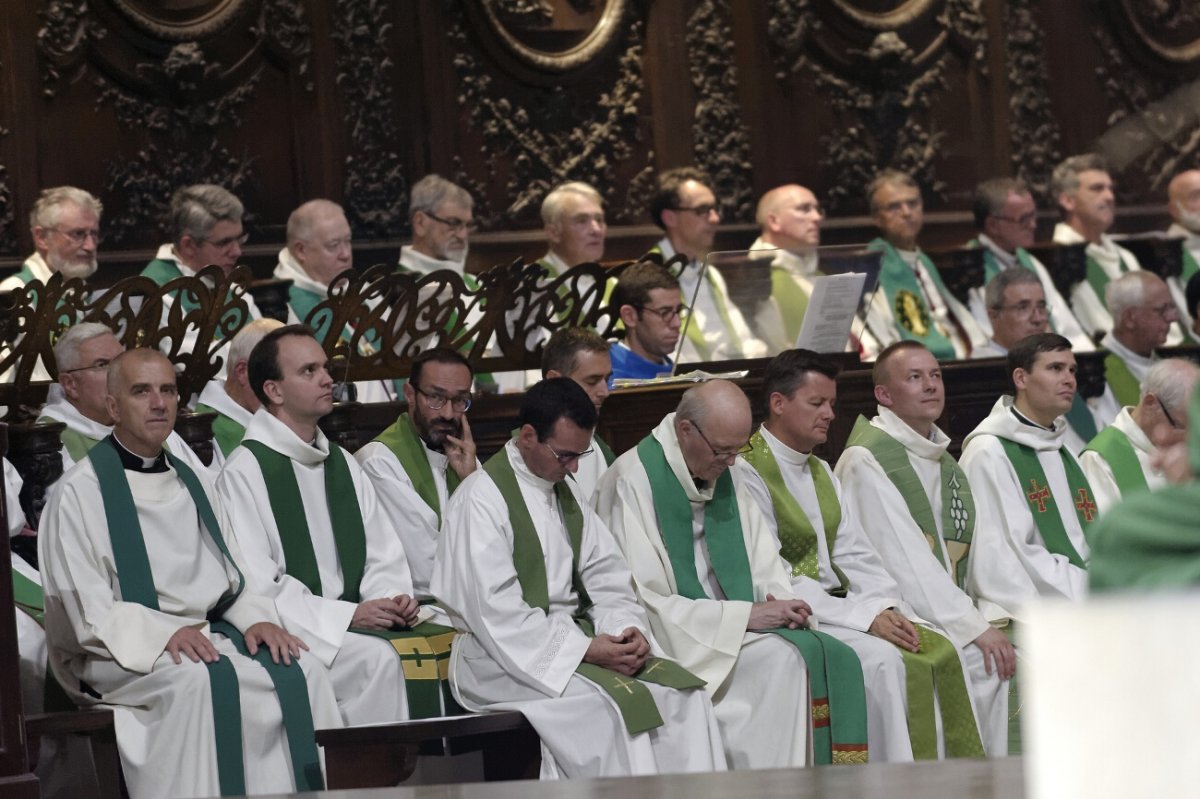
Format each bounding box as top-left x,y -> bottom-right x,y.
39,321 -> 210,475
648,167 -> 764,362
596,379 -> 868,768
217,325 -> 434,724
542,328 -> 614,500
609,262 -> 684,379
356,348 -> 477,607
862,170 -> 987,361
1,186 -> 103,291
1081,358 -> 1200,514
1099,271 -> 1179,422
432,378 -> 725,778
398,174 -> 476,275
966,178 -> 1090,351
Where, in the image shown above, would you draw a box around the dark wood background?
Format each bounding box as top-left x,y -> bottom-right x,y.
1,0 -> 1197,281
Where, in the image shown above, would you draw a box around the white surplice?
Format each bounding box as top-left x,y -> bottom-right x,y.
431,439 -> 726,778
195,379 -> 253,469
216,409 -> 419,725
1078,406 -> 1164,515
593,414 -> 811,769
835,407 -> 1010,754
39,454 -> 342,798
960,397 -> 1090,624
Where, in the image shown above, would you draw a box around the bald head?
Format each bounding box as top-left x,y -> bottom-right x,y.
1168,170 -> 1200,233
673,380 -> 752,482
677,379 -> 751,429
105,349 -> 180,456
756,184 -> 823,252
106,349 -> 173,395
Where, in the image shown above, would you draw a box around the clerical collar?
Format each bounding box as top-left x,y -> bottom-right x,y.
109,433 -> 169,473
1009,405 -> 1052,431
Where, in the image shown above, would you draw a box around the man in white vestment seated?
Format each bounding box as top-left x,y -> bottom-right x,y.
1166,170 -> 1200,337
0,186 -> 102,292
356,347 -> 477,607
217,325 -> 432,724
647,167 -> 766,362
734,349 -> 990,761
836,341 -> 1015,755
961,333 -> 1095,625
1080,358 -> 1200,515
541,327 -> 615,500
860,170 -> 987,361
39,349 -> 341,798
595,379 -> 870,768
431,378 -> 726,778
39,322 -> 211,476
1100,272 -> 1180,421
195,318 -> 284,468
966,178 -> 1091,351
537,181 -> 607,276
609,262 -> 684,380
746,184 -> 825,352
397,174 -> 475,277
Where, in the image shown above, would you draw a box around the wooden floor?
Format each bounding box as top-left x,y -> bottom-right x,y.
255,757 -> 1025,799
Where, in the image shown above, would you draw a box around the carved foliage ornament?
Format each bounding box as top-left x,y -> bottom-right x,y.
1112,0 -> 1200,63
1003,0 -> 1063,202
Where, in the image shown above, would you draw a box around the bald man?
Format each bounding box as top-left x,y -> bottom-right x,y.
749,185 -> 825,352
1166,170 -> 1200,338
596,379 -> 869,768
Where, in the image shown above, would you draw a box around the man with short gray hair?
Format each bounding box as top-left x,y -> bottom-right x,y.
1165,170 -> 1200,337
1101,271 -> 1179,413
1,186 -> 103,291
143,184 -> 249,282
538,181 -> 607,275
398,174 -> 475,275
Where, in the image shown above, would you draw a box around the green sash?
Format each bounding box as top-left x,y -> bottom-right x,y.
595,434 -> 617,467
483,446 -> 704,735
1064,393 -> 1098,442
845,417 -> 975,588
1083,424 -> 1150,498
1086,252 -> 1131,310
667,260 -> 745,361
635,434 -> 868,764
997,437 -> 1094,565
10,262 -> 37,285
1182,245 -> 1200,285
741,430 -> 849,595
1104,353 -> 1142,408
40,418 -> 98,465
12,566 -> 44,625
867,239 -> 957,360
899,626 -> 985,759
195,404 -> 247,458
373,414 -> 462,526
771,265 -> 812,345
87,437 -> 323,794
350,623 -> 463,719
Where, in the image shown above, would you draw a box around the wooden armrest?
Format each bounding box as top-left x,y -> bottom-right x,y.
316,710 -> 530,748
25,709 -> 114,736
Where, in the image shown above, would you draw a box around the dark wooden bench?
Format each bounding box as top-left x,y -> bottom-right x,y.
315,710 -> 541,789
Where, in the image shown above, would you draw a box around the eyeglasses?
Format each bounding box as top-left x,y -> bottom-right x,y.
201,232 -> 249,251
60,358 -> 112,375
51,227 -> 102,246
1160,399 -> 1183,430
636,303 -> 688,322
319,237 -> 353,254
992,212 -> 1038,226
423,211 -> 478,234
414,386 -> 472,412
997,300 -> 1048,317
543,440 -> 594,465
672,204 -> 718,218
1143,303 -> 1177,320
877,198 -> 922,214
691,421 -> 752,461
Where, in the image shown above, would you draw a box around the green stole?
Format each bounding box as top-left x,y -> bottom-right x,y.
997,436 -> 1094,565
867,239 -> 957,360
194,404 -> 247,458
1181,245 -> 1200,284
1083,424 -> 1149,498
845,417 -> 975,588
771,264 -> 812,345
10,262 -> 37,285
40,419 -> 98,465
87,437 -> 323,795
1104,353 -> 1142,408
660,252 -> 745,361
595,434 -> 616,467
12,566 -> 44,625
1064,393 -> 1098,442
635,434 -> 868,764
483,446 -> 704,735
1085,251 -> 1131,310
373,413 -> 462,526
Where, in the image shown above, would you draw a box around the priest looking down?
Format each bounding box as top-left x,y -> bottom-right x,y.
609,262 -> 684,380
541,328 -> 614,500
861,170 -> 986,361
1080,358 -> 1200,515
748,184 -> 825,353
595,379 -> 869,768
0,185 -> 102,291
961,333 -> 1094,625
538,181 -> 607,276
734,349 -> 988,761
835,341 -> 1014,755
39,348 -> 340,798
356,347 -> 477,603
431,378 -> 725,778
216,325 -> 428,725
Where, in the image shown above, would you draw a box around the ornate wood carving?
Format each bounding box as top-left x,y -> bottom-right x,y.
1117,234 -> 1185,281
174,409 -> 217,467
1002,0 -> 1063,203
480,0 -> 627,73
1025,242 -> 1088,302
7,421 -> 64,532
685,0 -> 754,224
926,246 -> 985,306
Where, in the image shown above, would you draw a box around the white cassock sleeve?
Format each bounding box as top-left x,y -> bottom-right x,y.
1077,449 -> 1122,517
836,446 -> 991,649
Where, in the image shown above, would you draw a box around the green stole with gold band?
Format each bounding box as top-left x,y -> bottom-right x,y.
1104,353 -> 1142,408
241,439 -> 459,719
867,239 -> 958,360
744,429 -> 983,759
88,437 -> 324,795
194,404 -> 247,458
483,447 -> 705,735
845,417 -> 975,588
374,413 -> 463,526
635,434 -> 868,764
1083,425 -> 1150,498
996,437 -> 1094,566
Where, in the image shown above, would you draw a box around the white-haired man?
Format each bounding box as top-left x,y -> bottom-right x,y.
398,175 -> 475,276
748,184 -> 824,352
1101,271 -> 1179,420
1,186 -> 103,290
539,181 -> 607,275
1166,169 -> 1200,336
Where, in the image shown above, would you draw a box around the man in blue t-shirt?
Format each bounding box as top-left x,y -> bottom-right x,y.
609,262 -> 684,380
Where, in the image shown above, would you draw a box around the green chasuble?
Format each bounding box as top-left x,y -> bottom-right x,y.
635,434 -> 869,764
1104,353 -> 1142,408
867,239 -> 958,360
997,438 -> 1095,564
240,438 -> 459,719
194,404 -> 247,459
88,437 -> 324,795
373,413 -> 463,526
1083,425 -> 1149,499
483,446 -> 705,735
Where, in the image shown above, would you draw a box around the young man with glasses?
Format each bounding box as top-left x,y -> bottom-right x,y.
610,262 -> 685,379
966,178 -> 1091,352
597,379 -> 868,769
356,347 -> 477,605
1,185 -> 103,291
1080,358 -> 1200,515
433,378 -> 725,778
